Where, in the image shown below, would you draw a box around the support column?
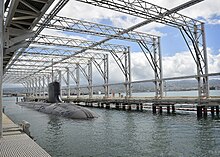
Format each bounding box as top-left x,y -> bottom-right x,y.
27,80 -> 31,96
106,103 -> 110,109
66,68 -> 70,98
122,103 -> 126,110
101,103 -> 104,108
128,47 -> 132,97
38,76 -> 41,97
140,103 -> 143,111
167,106 -> 170,114
35,77 -> 38,97
216,106 -> 219,117
159,106 -> 163,114
136,104 -> 140,111
88,59 -> 93,98
104,54 -> 109,98
76,63 -> 80,98
0,0 -> 3,138
158,37 -> 163,98
197,106 -> 203,119
203,107 -> 207,118
115,103 -> 120,110
43,75 -> 45,98
172,104 -> 175,113
128,104 -> 132,110
58,70 -> 62,98
211,106 -> 215,117
153,37 -> 163,98
201,23 -> 209,98
152,104 -> 157,114
47,74 -> 50,95
124,48 -> 131,98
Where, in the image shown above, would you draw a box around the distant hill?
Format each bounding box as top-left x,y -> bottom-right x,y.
3,79 -> 220,94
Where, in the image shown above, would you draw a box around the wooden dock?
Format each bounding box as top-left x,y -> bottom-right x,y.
0,113 -> 51,157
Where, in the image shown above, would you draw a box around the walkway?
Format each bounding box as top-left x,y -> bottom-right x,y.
0,113 -> 51,157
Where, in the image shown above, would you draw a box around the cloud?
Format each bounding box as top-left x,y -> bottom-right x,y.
90,47 -> 220,84
129,48 -> 220,81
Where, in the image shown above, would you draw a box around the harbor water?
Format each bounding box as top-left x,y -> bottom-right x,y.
3,91 -> 220,157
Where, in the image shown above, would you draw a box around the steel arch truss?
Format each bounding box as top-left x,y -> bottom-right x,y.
75,0 -> 209,99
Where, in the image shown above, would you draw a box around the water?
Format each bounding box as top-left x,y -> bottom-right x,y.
3,93 -> 220,157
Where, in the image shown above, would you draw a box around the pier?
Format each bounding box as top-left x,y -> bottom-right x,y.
0,113 -> 51,157
27,95 -> 220,119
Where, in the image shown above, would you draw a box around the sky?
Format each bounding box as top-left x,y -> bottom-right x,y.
3,0 -> 220,88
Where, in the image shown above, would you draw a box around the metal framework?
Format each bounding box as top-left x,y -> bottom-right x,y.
37,14 -> 163,97
74,0 -> 208,99
2,0 -> 210,101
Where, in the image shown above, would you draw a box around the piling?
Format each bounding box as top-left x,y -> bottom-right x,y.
211,106 -> 215,117
115,103 -> 120,110
159,106 -> 163,114
122,103 -> 126,110
197,106 -> 203,118
203,107 -> 207,118
167,106 -> 170,114
136,104 -> 140,111
101,103 -> 104,108
216,106 -> 219,117
140,103 -> 143,111
106,103 -> 110,109
152,104 -> 156,114
172,104 -> 175,113
128,104 -> 132,111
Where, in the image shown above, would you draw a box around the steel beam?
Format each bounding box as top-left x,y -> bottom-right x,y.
34,35 -> 127,52
39,14 -> 157,44
0,0 -> 3,138
74,0 -> 207,99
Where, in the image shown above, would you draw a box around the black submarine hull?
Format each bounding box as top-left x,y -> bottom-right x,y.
18,102 -> 98,119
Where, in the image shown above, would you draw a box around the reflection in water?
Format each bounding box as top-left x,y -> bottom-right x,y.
3,97 -> 220,157
196,119 -> 219,157
45,115 -> 65,157
150,116 -> 171,156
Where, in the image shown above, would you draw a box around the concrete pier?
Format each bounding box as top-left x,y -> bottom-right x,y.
0,113 -> 51,157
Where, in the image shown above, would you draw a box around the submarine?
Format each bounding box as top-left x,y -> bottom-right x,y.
18,81 -> 98,119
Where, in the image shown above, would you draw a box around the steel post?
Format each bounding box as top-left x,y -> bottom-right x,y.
104,54 -> 109,97
88,59 -> 93,98
194,25 -> 202,101
35,78 -> 38,97
43,75 -> 45,98
158,37 -> 163,98
76,63 -> 80,98
128,47 -> 132,97
58,70 -> 62,97
201,23 -> 209,98
0,0 -> 3,138
66,68 -> 70,98
38,76 -> 41,97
